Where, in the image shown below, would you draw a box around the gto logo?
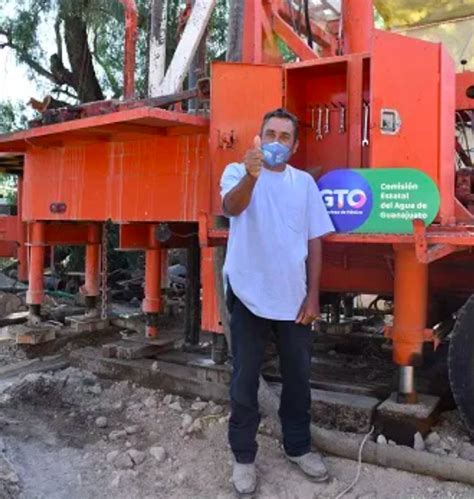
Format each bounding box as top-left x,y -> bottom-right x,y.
321,189 -> 368,210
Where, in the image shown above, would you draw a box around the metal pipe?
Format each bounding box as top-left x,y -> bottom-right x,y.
84,224 -> 101,316
118,0 -> 138,99
143,225 -> 161,338
16,176 -> 28,282
26,222 -> 46,310
398,365 -> 415,399
392,246 -> 428,368
341,0 -> 374,54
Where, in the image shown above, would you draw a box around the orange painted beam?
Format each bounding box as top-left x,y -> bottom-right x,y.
0,107 -> 209,152
243,0 -> 263,63
273,0 -> 336,52
342,0 -> 374,54
118,0 -> 138,99
272,10 -> 319,61
119,223 -> 196,250
29,223 -> 90,246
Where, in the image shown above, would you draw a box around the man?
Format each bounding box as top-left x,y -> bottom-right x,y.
220,108 -> 335,495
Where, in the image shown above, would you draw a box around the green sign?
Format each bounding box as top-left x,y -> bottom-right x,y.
317,168 -> 441,234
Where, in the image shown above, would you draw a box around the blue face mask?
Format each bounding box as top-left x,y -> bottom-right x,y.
261,141 -> 291,168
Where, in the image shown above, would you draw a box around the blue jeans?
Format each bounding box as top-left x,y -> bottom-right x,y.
227,285 -> 312,464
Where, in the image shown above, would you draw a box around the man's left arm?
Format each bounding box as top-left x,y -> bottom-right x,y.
296,237 -> 322,324
296,177 -> 335,325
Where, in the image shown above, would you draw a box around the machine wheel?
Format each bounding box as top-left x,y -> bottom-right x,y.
448,294 -> 474,436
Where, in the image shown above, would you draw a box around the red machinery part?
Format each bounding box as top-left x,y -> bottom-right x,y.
118,0 -> 138,99
84,223 -> 101,298
143,225 -> 162,338
342,0 -> 374,54
16,177 -> 28,282
391,246 -> 429,368
0,0 -> 472,402
26,222 -> 46,307
456,72 -> 474,111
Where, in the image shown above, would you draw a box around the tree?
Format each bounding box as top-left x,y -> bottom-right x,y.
0,0 -> 154,103
0,0 -> 229,272
0,101 -> 29,133
0,0 -> 228,109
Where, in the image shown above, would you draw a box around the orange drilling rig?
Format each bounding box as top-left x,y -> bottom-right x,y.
0,0 -> 473,435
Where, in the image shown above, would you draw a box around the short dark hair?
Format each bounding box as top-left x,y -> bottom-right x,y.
261,108 -> 299,142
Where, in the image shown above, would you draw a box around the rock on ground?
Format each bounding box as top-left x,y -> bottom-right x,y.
150,446 -> 167,463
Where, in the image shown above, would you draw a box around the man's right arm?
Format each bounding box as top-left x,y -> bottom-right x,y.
222,135 -> 263,217
223,173 -> 258,216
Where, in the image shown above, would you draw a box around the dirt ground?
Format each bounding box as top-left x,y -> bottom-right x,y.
0,363 -> 473,499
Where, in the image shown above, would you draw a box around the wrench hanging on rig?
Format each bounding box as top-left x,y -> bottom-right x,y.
324,105 -> 330,135
316,106 -> 323,140
362,101 -> 370,147
338,103 -> 346,134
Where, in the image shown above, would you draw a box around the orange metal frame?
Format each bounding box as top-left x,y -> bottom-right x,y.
0,0 -> 472,372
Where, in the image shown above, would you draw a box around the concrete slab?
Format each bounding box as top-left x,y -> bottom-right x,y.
3,323 -> 60,345
0,355 -> 69,381
65,315 -> 109,333
270,383 -> 380,433
102,337 -> 179,360
71,346 -> 231,403
375,392 -> 441,446
310,389 -> 380,433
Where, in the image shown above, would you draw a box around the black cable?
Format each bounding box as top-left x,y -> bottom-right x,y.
303,0 -> 313,49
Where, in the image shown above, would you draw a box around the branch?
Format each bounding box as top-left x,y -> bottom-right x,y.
0,26 -> 59,83
92,32 -> 121,98
14,45 -> 57,82
0,26 -> 12,39
64,14 -> 104,102
52,86 -> 79,100
54,17 -> 63,65
50,53 -> 76,87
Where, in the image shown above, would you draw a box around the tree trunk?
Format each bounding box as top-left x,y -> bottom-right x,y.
64,14 -> 104,102
226,0 -> 244,62
148,0 -> 168,97
188,0 -> 207,112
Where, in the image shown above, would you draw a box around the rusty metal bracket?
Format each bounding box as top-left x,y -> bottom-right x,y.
217,130 -> 236,150
413,219 -> 467,264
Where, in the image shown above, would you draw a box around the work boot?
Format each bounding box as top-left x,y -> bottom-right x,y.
232,461 -> 257,496
286,451 -> 329,482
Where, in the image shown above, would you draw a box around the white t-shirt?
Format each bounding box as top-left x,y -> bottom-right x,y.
220,163 -> 335,320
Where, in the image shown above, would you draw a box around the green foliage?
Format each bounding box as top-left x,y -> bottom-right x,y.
0,102 -> 23,204
276,37 -> 297,63
374,7 -> 385,29
0,174 -> 17,204
1,0 -> 229,105
0,101 -> 28,133
208,0 -> 228,61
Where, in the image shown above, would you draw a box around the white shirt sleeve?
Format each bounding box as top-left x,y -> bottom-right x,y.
220,163 -> 246,216
307,176 -> 335,240
220,163 -> 246,199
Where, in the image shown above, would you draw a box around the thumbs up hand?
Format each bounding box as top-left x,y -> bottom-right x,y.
244,135 -> 264,179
